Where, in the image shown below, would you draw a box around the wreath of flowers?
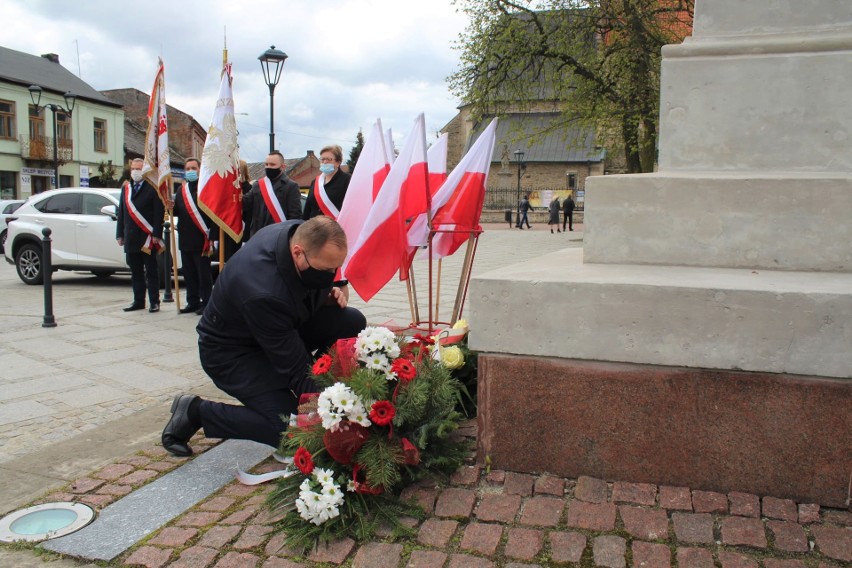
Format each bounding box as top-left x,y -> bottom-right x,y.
266,324 -> 472,549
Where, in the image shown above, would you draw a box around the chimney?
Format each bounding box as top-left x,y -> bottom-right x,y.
307,150 -> 315,156
41,53 -> 60,64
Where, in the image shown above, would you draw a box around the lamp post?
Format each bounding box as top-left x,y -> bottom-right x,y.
29,85 -> 77,189
258,45 -> 288,153
514,149 -> 525,228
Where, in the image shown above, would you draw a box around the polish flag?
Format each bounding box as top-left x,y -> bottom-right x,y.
142,58 -> 171,206
198,65 -> 243,241
337,119 -> 391,252
345,114 -> 428,302
384,128 -> 395,164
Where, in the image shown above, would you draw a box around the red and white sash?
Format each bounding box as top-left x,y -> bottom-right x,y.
181,183 -> 212,255
258,177 -> 287,223
123,181 -> 162,254
313,174 -> 339,219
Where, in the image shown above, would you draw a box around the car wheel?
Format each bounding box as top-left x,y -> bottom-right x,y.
0,229 -> 6,254
91,270 -> 115,279
15,242 -> 44,285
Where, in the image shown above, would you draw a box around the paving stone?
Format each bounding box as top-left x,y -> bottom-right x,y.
434,487 -> 476,518
720,517 -> 767,549
460,522 -> 503,555
261,558 -> 302,568
177,511 -> 223,527
767,520 -> 808,552
406,550 -> 448,568
307,537 -> 355,564
549,531 -> 587,564
671,512 -> 714,544
447,553 -> 495,568
505,527 -> 543,560
147,526 -> 199,547
146,460 -> 179,473
534,475 -> 565,496
798,503 -> 820,524
214,552 -> 259,567
221,483 -> 259,497
504,471 -> 536,496
676,547 -> 714,568
593,535 -> 626,568
728,492 -> 760,517
220,507 -> 258,525
69,477 -> 106,493
505,563 -> 543,568
124,456 -> 154,468
476,493 -> 521,522
612,481 -> 656,506
631,541 -> 671,568
93,463 -> 134,481
762,496 -> 798,521
400,485 -> 439,515
375,516 -> 420,538
233,524 -> 270,550
718,551 -> 759,568
170,545 -> 219,568
264,533 -> 299,558
198,496 -> 237,512
692,490 -> 728,513
98,483 -> 133,496
812,525 -> 852,562
763,560 -> 807,568
418,518 -> 459,548
519,496 -> 564,526
485,469 -> 506,484
574,476 -> 608,503
352,542 -> 403,568
566,500 -> 617,530
619,505 -> 670,540
80,493 -> 116,508
450,465 -> 480,485
123,545 -> 172,568
198,525 -> 241,549
118,469 -> 159,486
659,486 -> 692,511
822,510 -> 852,526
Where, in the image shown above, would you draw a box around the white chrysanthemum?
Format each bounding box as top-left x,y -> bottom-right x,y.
365,353 -> 390,372
313,467 -> 335,486
385,342 -> 401,359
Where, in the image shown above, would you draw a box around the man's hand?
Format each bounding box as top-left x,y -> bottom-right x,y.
116,238 -> 124,247
327,285 -> 349,308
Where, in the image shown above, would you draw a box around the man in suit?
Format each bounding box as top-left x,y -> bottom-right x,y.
161,216 -> 365,456
116,158 -> 164,313
172,157 -> 213,315
242,151 -> 302,239
563,195 -> 576,232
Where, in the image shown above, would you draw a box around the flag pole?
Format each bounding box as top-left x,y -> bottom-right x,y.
451,233 -> 478,323
169,209 -> 181,311
405,271 -> 417,328
434,259 -> 442,322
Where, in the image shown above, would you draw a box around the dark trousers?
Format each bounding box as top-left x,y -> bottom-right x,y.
180,250 -> 212,308
198,305 -> 367,448
563,210 -> 573,231
126,252 -> 159,306
517,211 -> 530,228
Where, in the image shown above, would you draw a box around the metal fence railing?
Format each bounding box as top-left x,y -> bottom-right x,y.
485,186 -> 584,210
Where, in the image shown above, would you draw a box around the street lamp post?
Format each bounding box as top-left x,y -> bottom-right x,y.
514,149 -> 525,228
258,45 -> 288,153
29,85 -> 77,189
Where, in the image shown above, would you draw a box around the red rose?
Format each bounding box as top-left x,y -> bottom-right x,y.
391,358 -> 416,382
293,446 -> 314,475
369,400 -> 396,426
311,354 -> 332,375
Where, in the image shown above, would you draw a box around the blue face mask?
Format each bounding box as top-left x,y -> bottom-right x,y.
185,171 -> 199,182
319,163 -> 335,175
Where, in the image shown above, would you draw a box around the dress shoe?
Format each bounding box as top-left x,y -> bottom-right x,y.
149,303 -> 160,313
162,394 -> 200,457
194,308 -> 204,316
123,303 -> 145,312
179,305 -> 200,314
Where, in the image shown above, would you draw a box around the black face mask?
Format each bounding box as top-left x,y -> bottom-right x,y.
265,167 -> 282,180
300,266 -> 336,289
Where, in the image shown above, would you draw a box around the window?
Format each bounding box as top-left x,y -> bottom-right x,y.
29,105 -> 45,138
35,192 -> 80,214
59,174 -> 74,188
566,172 -> 578,190
94,118 -> 107,152
57,111 -> 72,144
0,171 -> 17,199
0,100 -> 14,139
82,193 -> 113,215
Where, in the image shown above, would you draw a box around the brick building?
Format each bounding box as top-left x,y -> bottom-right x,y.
246,150 -> 321,189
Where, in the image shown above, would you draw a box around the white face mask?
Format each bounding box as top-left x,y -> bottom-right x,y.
130,170 -> 143,183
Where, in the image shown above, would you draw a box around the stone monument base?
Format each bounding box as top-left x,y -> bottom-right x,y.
476,354 -> 851,507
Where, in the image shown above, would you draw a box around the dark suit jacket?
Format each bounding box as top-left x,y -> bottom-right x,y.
173,180 -> 212,252
302,170 -> 351,219
196,220 -> 331,396
116,180 -> 165,253
242,174 -> 302,239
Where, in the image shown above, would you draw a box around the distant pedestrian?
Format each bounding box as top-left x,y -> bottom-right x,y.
548,195 -> 561,233
517,193 -> 532,229
563,195 -> 575,232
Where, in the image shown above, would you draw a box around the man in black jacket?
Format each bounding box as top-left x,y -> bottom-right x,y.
116,158 -> 164,313
242,151 -> 302,238
563,195 -> 576,232
161,216 -> 366,456
172,157 -> 212,314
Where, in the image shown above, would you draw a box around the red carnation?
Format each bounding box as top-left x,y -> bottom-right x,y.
293,446 -> 314,475
391,358 -> 416,382
369,400 -> 396,426
311,354 -> 333,375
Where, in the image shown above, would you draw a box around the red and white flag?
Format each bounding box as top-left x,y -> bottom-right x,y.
384,128 -> 395,164
345,114 -> 428,302
198,66 -> 242,242
337,119 -> 391,253
142,58 -> 171,206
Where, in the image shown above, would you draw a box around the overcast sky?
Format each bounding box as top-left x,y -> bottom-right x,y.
4,0 -> 469,163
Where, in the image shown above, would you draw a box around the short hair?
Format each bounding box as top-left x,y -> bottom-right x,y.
268,151 -> 285,164
131,158 -> 144,166
292,216 -> 347,253
185,157 -> 200,168
320,145 -> 343,163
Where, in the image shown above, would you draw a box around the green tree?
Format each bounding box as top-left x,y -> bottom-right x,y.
449,0 -> 693,173
347,129 -> 365,173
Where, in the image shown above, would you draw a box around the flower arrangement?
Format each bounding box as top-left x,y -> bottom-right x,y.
266,325 -> 472,549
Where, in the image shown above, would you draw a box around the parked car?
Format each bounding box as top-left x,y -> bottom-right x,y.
0,199 -> 25,254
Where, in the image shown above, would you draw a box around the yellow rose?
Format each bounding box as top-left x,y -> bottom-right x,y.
452,319 -> 469,333
441,346 -> 465,370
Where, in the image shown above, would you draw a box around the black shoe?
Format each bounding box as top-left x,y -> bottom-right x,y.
162,394 -> 200,457
179,305 -> 200,314
123,303 -> 145,312
194,308 -> 204,315
149,303 -> 160,313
